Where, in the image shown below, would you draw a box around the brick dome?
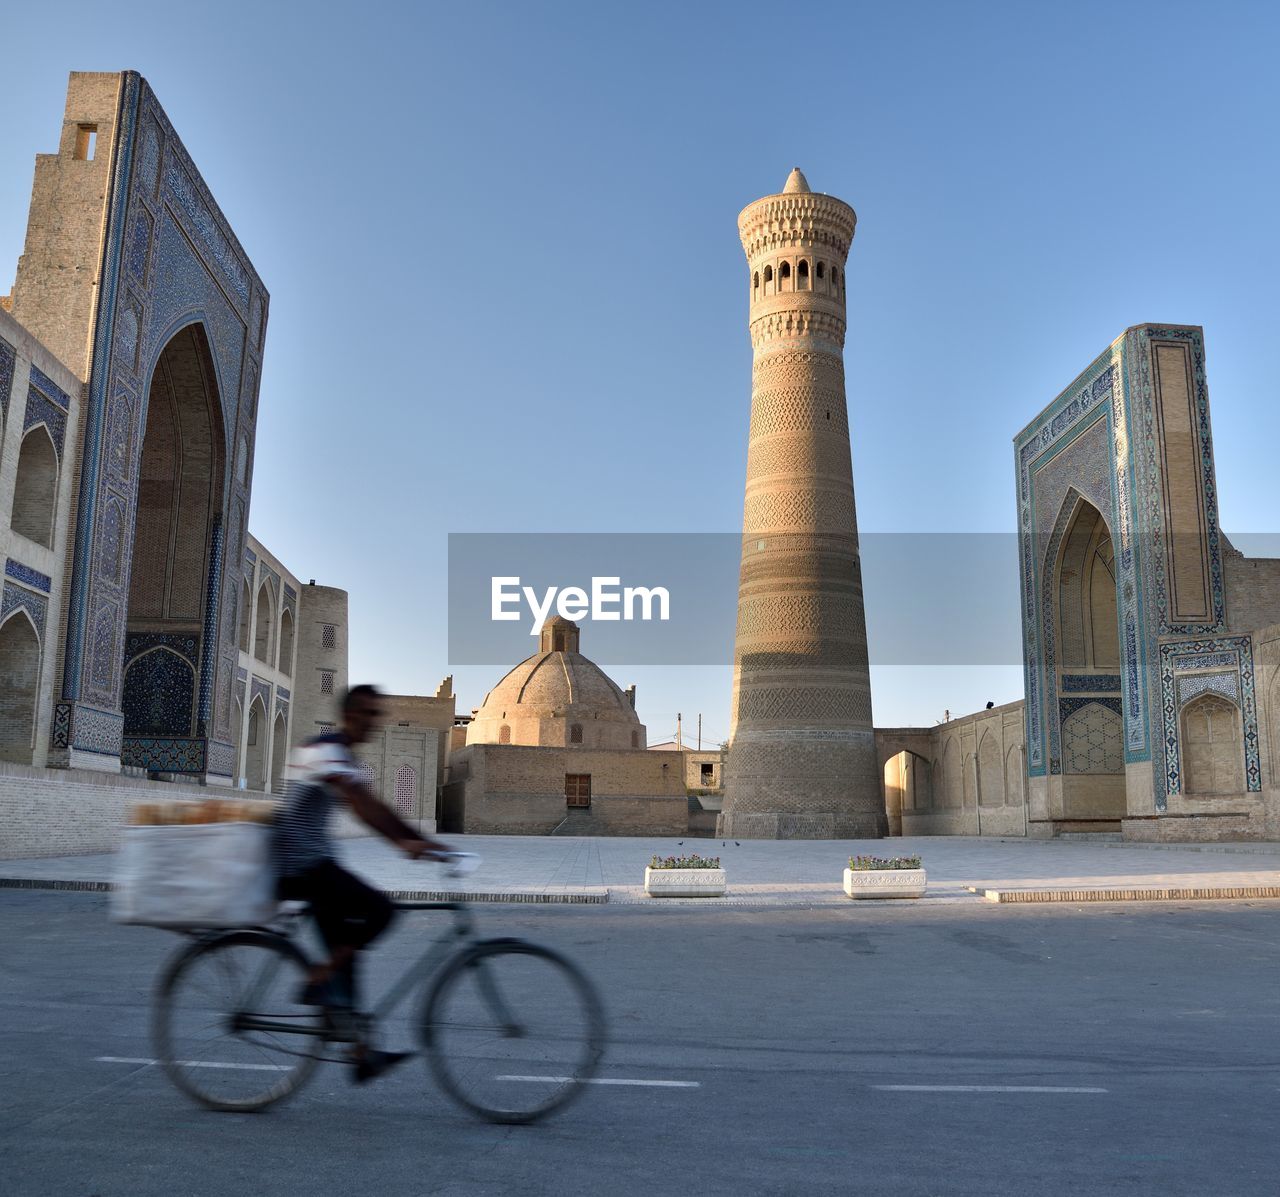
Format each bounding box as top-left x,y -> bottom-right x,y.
466,621 -> 644,750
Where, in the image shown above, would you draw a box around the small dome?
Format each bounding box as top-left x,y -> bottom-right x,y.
783,167 -> 811,194
466,623 -> 645,751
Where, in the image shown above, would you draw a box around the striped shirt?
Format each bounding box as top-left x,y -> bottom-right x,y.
273,732 -> 361,877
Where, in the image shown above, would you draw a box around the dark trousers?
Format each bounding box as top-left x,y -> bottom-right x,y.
278,859 -> 395,1007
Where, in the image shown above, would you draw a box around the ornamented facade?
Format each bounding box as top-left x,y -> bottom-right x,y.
0,74 -> 348,804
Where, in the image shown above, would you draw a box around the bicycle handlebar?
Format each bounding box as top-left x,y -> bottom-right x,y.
426,850 -> 481,878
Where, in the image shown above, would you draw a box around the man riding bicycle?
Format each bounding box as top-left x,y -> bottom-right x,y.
274,683 -> 452,1082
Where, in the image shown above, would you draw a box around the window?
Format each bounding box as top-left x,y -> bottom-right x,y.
358,760 -> 376,788
570,723 -> 583,744
394,764 -> 417,816
565,773 -> 591,808
798,260 -> 809,290
700,762 -> 714,784
320,671 -> 334,695
321,624 -> 336,651
499,724 -> 511,744
816,262 -> 825,280
752,271 -> 759,297
75,125 -> 97,161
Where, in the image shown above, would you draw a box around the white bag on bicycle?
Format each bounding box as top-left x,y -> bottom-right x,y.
112,822 -> 277,927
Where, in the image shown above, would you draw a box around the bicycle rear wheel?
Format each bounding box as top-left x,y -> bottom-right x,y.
152,930 -> 322,1112
421,939 -> 606,1124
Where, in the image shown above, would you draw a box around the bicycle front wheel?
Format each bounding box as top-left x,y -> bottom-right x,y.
152,930 -> 322,1112
421,939 -> 606,1124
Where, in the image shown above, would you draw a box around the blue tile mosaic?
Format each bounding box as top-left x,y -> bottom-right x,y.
24,382 -> 68,458
121,646 -> 196,735
1,582 -> 47,639
121,736 -> 206,772
0,336 -> 14,420
1061,674 -> 1122,693
5,559 -> 51,593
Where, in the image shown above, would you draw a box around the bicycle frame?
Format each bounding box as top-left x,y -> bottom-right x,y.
230,900 -> 480,1042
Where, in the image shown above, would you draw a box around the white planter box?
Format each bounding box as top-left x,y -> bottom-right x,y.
843,867 -> 926,900
644,867 -> 726,898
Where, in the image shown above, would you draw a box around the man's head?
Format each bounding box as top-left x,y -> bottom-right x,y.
341,684 -> 385,744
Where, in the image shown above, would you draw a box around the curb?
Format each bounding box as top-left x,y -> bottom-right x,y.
0,878 -> 609,905
970,885 -> 1280,904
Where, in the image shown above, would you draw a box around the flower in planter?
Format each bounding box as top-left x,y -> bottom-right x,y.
649,854 -> 722,870
848,854 -> 923,871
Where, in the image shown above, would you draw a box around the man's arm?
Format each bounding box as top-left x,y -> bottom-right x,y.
332,775 -> 451,857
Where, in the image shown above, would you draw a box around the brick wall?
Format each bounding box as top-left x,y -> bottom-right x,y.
446,744 -> 686,835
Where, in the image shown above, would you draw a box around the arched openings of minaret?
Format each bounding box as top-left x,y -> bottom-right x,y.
753,271 -> 759,300
779,261 -> 792,292
816,261 -> 825,283
798,260 -> 809,290
763,265 -> 774,296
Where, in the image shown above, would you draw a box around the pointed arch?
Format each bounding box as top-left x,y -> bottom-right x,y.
1005,744 -> 1025,807
940,737 -> 960,808
977,730 -> 1003,807
11,426 -> 58,547
271,711 -> 288,794
245,696 -> 267,791
122,646 -> 197,736
278,608 -> 294,675
238,576 -> 251,652
125,321 -> 226,743
1054,496 -> 1119,671
0,609 -> 41,763
231,693 -> 244,783
1181,693 -> 1244,795
254,582 -> 273,663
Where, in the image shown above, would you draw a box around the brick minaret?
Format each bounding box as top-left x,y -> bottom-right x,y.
719,168 -> 884,840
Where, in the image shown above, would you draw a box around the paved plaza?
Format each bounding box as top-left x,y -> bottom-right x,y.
7,834 -> 1280,905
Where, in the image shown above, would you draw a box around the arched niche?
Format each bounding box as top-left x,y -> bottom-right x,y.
12,427 -> 58,548
1181,693 -> 1244,796
0,611 -> 41,763
270,711 -> 287,794
124,322 -> 225,740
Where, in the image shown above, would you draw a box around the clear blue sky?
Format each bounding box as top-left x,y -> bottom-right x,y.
3,1 -> 1277,738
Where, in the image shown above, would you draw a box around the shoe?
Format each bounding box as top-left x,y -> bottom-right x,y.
353,1049 -> 415,1085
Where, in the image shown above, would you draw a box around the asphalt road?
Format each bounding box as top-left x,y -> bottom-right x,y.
4,890 -> 1280,1196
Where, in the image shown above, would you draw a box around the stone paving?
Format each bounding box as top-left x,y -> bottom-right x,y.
7,834 -> 1280,906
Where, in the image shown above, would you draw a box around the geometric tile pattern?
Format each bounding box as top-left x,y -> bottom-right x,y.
0,335 -> 14,420
121,735 -> 206,773
1,581 -> 48,640
5,558 -> 52,593
1061,673 -> 1122,692
24,378 -> 69,459
1177,671 -> 1239,707
1061,699 -> 1124,775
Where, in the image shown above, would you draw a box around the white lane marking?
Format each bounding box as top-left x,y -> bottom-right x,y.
96,1056 -> 290,1072
873,1084 -> 1107,1093
496,1075 -> 700,1088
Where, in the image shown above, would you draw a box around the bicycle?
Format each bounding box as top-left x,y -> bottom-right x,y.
149,855 -> 606,1124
